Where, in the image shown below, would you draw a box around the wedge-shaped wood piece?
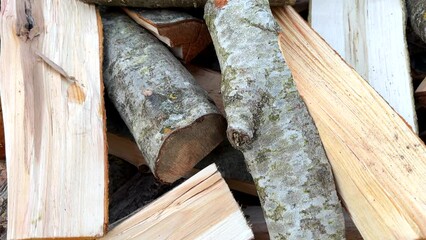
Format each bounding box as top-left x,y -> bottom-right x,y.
274,6 -> 426,239
102,164 -> 253,240
124,8 -> 211,63
0,1 -> 107,239
310,0 -> 417,131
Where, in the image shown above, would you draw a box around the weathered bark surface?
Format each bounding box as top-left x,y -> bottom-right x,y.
205,0 -> 345,239
81,0 -> 296,7
407,0 -> 426,43
0,101 -> 5,160
124,8 -> 211,63
102,11 -> 226,183
0,161 -> 6,240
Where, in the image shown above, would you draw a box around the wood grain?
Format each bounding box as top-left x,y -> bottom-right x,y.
0,1 -> 107,238
275,6 -> 426,239
310,0 -> 417,132
102,164 -> 253,240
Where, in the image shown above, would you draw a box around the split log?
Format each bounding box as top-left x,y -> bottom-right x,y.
80,0 -> 296,7
407,0 -> 426,43
0,1 -> 107,239
102,164 -> 253,240
124,9 -> 211,63
204,0 -> 345,239
275,6 -> 426,239
310,0 -> 417,132
102,11 -> 226,183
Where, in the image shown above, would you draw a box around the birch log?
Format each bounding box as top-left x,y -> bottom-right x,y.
204,0 -> 345,238
80,0 -> 296,7
1,1 -> 107,238
407,0 -> 426,43
102,12 -> 226,183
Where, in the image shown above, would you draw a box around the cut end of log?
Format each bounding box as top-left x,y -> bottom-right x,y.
156,114 -> 227,183
226,128 -> 252,150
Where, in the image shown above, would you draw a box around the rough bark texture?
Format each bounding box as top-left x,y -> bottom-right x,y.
80,0 -> 296,7
0,101 -> 4,160
102,11 -> 226,183
204,0 -> 345,239
0,161 -> 6,240
408,0 -> 426,43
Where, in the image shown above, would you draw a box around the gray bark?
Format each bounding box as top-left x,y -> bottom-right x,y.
81,0 -> 296,7
0,161 -> 6,240
407,0 -> 426,43
204,0 -> 345,239
102,11 -> 226,184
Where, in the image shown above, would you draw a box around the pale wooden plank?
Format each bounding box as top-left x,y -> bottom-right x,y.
102,164 -> 253,240
0,1 -> 107,238
274,6 -> 426,239
310,0 -> 417,132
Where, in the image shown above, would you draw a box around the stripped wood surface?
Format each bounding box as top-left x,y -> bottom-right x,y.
275,6 -> 426,239
310,0 -> 417,131
0,1 -> 107,238
102,164 -> 254,240
124,8 -> 211,62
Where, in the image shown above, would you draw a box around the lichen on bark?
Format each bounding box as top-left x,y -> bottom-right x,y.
407,0 -> 426,43
205,0 -> 345,238
102,11 -> 225,183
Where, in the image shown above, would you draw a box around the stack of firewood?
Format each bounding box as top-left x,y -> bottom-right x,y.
0,0 -> 426,239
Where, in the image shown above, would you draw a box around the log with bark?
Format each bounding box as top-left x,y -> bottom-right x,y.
102,11 -> 226,184
275,6 -> 426,239
80,0 -> 297,7
407,0 -> 426,43
124,9 -> 211,63
102,164 -> 254,240
0,1 -> 107,239
310,0 -> 417,132
204,0 -> 345,239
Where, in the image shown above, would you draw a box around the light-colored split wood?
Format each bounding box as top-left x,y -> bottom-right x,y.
275,6 -> 426,239
102,164 -> 254,240
0,1 -> 107,238
310,0 -> 417,131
